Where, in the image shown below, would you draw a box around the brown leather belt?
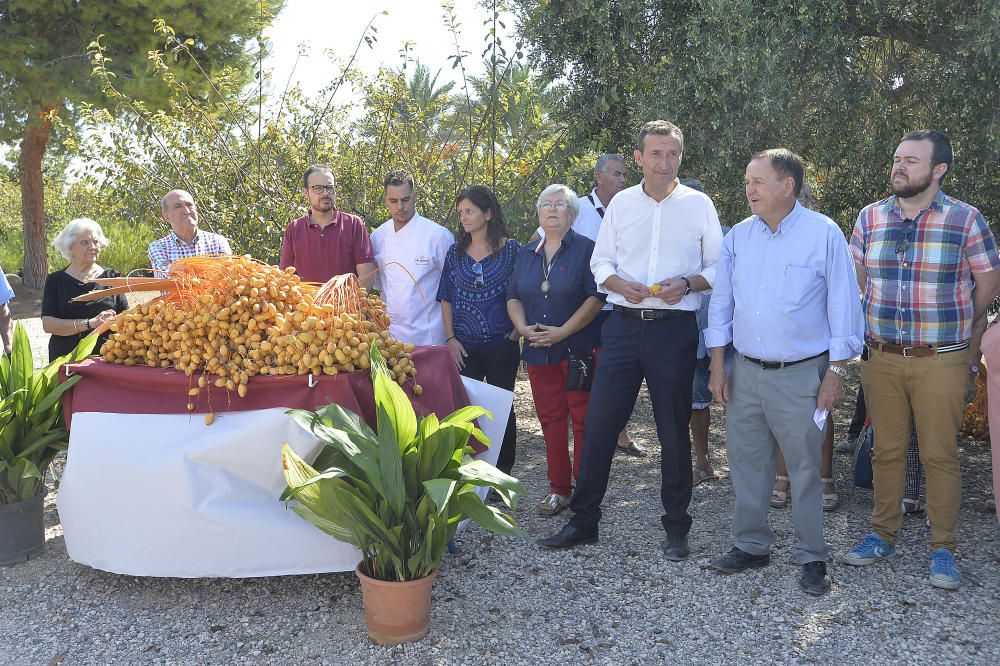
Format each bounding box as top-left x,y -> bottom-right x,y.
865,339 -> 969,358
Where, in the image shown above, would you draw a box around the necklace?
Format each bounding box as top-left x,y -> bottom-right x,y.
540,249 -> 557,295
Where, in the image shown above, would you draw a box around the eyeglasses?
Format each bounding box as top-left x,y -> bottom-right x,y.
895,217 -> 916,254
538,201 -> 569,211
310,185 -> 336,194
472,261 -> 484,289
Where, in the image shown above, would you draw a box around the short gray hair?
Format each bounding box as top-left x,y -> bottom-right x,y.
595,154 -> 626,175
160,189 -> 194,213
52,218 -> 110,260
536,184 -> 580,217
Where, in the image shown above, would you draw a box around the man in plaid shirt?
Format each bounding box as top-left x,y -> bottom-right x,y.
148,190 -> 233,276
843,130 -> 1000,591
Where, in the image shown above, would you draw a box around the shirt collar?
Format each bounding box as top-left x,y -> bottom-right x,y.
753,201 -> 802,235
590,189 -> 606,210
638,178 -> 681,204
533,228 -> 576,254
170,230 -> 200,247
884,188 -> 947,218
308,210 -> 341,227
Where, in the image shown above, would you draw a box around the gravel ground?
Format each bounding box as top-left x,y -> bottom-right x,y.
2,314 -> 998,665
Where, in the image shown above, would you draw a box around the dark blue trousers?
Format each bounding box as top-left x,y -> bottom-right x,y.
568,310 -> 697,535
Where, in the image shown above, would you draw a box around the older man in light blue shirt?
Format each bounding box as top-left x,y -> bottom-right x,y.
705,148 -> 863,596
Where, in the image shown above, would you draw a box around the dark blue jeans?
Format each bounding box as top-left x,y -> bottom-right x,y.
569,310 -> 698,535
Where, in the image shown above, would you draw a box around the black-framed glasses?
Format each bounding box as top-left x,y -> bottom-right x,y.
472,261 -> 484,289
310,185 -> 336,194
895,217 -> 916,254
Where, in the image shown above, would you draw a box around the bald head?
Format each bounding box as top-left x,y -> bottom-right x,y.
160,189 -> 199,242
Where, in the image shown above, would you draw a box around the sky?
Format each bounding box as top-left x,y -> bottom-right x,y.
264,0 -> 515,101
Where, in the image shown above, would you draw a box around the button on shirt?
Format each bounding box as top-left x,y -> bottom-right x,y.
507,230 -> 605,365
148,230 -> 233,276
370,213 -> 454,346
279,211 -> 375,284
850,190 -> 1000,346
705,202 -> 864,362
591,181 -> 723,310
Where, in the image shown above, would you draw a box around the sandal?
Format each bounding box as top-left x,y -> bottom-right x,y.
693,467 -> 718,486
901,497 -> 925,515
821,477 -> 839,512
770,475 -> 790,508
617,440 -> 647,457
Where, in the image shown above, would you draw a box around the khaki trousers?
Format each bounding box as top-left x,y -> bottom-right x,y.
860,346 -> 967,551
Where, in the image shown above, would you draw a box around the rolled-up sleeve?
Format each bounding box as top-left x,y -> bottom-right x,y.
590,207 -> 618,290
826,227 -> 865,361
704,231 -> 736,349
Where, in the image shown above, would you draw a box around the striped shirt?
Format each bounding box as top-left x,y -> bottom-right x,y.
148,230 -> 233,276
850,189 -> 999,346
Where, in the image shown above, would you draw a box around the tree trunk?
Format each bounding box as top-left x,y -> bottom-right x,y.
19,107 -> 56,290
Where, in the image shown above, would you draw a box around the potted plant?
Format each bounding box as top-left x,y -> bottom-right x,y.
0,323 -> 96,565
281,344 -> 525,645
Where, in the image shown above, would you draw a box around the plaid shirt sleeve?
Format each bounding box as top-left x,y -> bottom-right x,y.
849,212 -> 867,265
964,210 -> 1000,273
148,238 -> 171,276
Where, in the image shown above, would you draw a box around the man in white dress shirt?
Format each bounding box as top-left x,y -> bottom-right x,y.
539,120 -> 724,559
370,170 -> 455,346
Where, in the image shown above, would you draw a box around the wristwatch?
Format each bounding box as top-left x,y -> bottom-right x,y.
828,365 -> 848,378
680,276 -> 692,296
969,364 -> 980,375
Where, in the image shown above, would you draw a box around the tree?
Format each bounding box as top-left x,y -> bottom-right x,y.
509,0 -> 1000,230
0,0 -> 283,287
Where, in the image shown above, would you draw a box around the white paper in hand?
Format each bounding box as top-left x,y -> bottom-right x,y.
813,408 -> 829,431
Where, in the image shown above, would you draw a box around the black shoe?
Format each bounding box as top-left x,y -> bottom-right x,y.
537,523 -> 598,550
709,546 -> 770,573
664,534 -> 690,561
800,561 -> 831,596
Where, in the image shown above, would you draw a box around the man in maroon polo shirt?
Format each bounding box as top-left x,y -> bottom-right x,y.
279,165 -> 376,286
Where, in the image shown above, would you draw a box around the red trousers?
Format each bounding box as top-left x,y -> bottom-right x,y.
527,361 -> 592,495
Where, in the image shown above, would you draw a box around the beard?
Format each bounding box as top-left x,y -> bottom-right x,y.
312,198 -> 335,212
891,171 -> 933,199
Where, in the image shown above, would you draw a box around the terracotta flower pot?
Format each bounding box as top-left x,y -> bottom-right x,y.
355,564 -> 438,645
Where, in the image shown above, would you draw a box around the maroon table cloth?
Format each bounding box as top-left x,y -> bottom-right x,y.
62,345 -> 480,449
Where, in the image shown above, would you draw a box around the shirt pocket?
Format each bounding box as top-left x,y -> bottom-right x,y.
781,265 -> 822,310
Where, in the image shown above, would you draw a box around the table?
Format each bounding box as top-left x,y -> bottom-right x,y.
56,347 -> 514,576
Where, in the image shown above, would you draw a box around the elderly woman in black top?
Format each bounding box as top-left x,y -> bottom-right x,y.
41,218 -> 129,362
508,184 -> 604,516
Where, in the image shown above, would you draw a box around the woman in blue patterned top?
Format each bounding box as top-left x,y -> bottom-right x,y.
437,185 -> 520,474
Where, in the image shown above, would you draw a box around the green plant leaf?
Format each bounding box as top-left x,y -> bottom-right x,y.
368,343 -> 415,443
422,478 -> 457,515
456,491 -> 527,538
375,403 -> 405,517
315,402 -> 377,441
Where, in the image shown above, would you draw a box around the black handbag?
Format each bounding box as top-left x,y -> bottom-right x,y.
565,351 -> 595,391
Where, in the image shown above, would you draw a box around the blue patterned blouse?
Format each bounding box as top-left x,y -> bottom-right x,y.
436,238 -> 519,350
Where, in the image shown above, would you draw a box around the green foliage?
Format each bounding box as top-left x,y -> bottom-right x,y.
281,344 -> 525,582
0,324 -> 97,503
0,176 -> 155,276
511,0 -> 1000,231
62,10 -> 579,262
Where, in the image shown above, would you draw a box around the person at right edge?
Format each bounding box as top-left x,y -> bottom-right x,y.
705,148 -> 863,596
842,130 -> 1000,591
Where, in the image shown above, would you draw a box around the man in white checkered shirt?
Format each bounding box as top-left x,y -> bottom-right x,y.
148,190 -> 233,276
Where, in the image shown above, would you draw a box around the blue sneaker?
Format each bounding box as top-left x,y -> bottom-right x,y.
929,549 -> 960,590
842,533 -> 896,566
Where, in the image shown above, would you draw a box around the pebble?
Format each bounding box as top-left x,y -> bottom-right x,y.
2,361 -> 998,664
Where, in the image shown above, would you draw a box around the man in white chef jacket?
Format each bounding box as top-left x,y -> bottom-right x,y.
370,170 -> 455,346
